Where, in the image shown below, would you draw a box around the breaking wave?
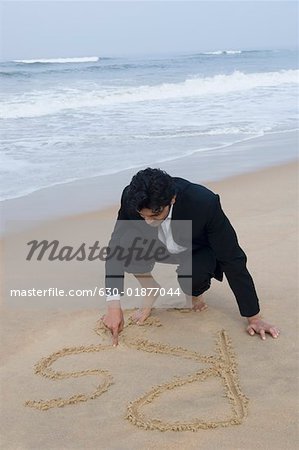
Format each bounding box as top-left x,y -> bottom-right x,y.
13,56 -> 100,64
1,69 -> 298,119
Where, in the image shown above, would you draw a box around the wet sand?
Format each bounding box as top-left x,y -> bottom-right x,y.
0,161 -> 298,449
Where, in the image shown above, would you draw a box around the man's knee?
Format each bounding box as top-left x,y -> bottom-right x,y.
177,272 -> 212,297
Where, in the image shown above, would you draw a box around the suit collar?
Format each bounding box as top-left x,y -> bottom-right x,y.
171,177 -> 191,220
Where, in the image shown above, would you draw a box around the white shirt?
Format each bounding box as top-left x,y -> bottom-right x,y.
158,203 -> 187,254
106,203 -> 187,301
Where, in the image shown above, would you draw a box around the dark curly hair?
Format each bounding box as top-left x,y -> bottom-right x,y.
127,167 -> 176,214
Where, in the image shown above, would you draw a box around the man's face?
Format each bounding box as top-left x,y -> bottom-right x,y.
137,196 -> 175,226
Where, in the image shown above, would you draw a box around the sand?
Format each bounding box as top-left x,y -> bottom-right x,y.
0,161 -> 298,449
24,315 -> 248,431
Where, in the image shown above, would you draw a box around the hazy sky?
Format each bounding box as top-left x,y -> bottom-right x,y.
1,1 -> 298,60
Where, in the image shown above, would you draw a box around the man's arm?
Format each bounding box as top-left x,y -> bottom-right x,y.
105,186 -> 130,304
206,194 -> 260,317
102,186 -> 129,345
206,194 -> 280,339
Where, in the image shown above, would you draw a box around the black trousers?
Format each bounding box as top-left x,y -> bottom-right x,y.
119,231 -> 217,297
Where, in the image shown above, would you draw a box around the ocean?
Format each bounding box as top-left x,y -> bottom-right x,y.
0,49 -> 298,202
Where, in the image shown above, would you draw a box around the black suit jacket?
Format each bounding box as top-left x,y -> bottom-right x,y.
105,177 -> 260,317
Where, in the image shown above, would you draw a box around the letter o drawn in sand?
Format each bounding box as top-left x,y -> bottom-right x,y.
25,311 -> 249,431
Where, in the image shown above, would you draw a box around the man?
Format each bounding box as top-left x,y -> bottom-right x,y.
102,168 -> 280,346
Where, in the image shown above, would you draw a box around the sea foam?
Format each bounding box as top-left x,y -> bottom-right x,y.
1,69 -> 298,119
13,57 -> 99,64
203,50 -> 242,55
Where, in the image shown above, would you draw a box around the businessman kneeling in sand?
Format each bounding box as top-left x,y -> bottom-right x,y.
102,167 -> 280,346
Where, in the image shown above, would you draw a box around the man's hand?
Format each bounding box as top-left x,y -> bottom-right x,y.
102,306 -> 124,346
246,314 -> 280,340
130,307 -> 152,325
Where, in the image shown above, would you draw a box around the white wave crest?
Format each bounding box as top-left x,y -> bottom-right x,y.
203,50 -> 242,55
134,127 -> 265,140
1,69 -> 298,119
13,57 -> 99,64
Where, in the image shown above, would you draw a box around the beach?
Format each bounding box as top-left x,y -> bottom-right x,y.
1,4 -> 298,448
1,159 -> 298,449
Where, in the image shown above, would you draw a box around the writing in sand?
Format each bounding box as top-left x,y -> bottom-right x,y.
25,311 -> 249,432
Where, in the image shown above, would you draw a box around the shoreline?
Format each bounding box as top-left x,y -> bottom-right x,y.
1,129 -> 298,237
22,158 -> 299,237
2,128 -> 297,204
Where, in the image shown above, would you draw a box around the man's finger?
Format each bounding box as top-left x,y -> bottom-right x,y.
112,327 -> 119,347
130,310 -> 142,323
137,315 -> 147,325
269,327 -> 280,338
247,326 -> 255,336
260,329 -> 266,340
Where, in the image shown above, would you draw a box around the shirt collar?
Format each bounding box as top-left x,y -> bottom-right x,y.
166,203 -> 173,220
